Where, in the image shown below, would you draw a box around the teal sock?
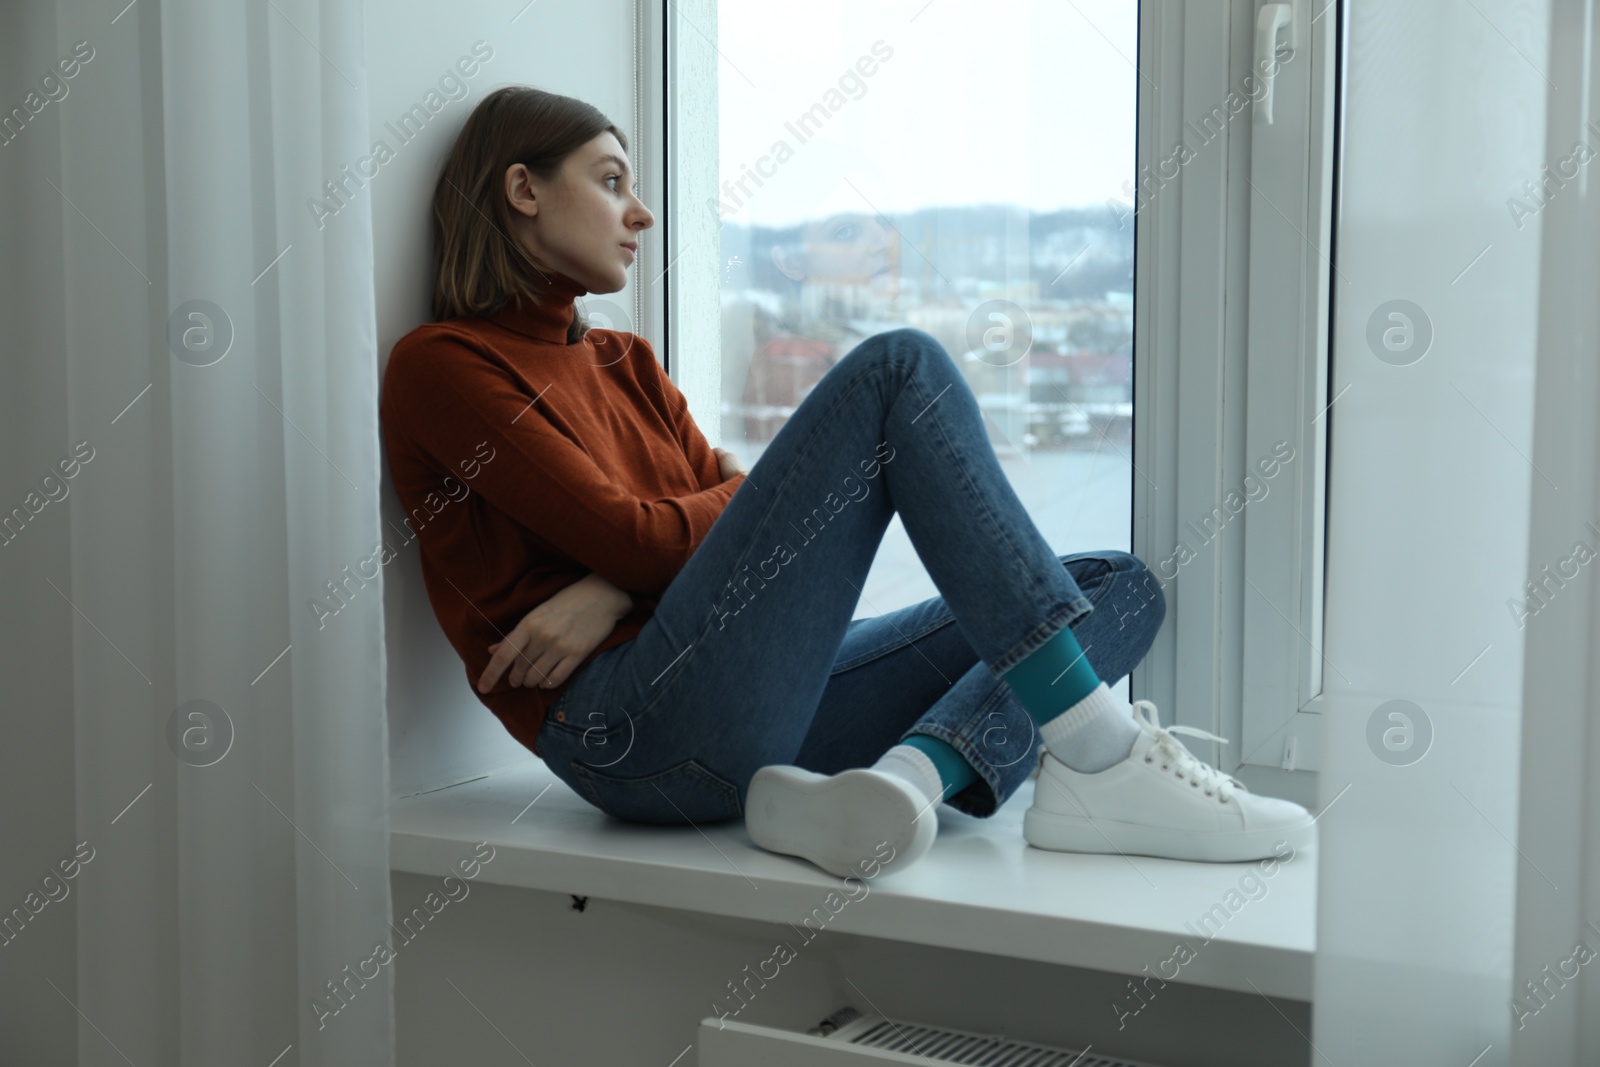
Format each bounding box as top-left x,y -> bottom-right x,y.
899,733 -> 978,798
1001,624 -> 1101,725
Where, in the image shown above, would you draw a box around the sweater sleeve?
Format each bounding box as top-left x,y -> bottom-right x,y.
388,332 -> 744,597
631,334 -> 749,494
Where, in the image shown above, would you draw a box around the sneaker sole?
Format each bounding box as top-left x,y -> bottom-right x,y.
746,766 -> 937,879
1023,807 -> 1316,863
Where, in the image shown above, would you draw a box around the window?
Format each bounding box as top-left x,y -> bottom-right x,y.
652,0 -> 1338,789
709,0 -> 1139,618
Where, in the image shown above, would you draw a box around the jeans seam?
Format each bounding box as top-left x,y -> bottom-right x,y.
908,355 -> 1052,605
834,552 -> 1122,678
563,760 -> 606,810
636,359 -> 905,717
829,613 -> 959,674
990,596 -> 1095,676
569,756 -> 745,822
1071,553 -> 1135,598
958,678 -> 1038,754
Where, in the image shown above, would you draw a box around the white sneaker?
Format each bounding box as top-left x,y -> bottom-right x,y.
745,765 -> 937,879
1024,701 -> 1316,862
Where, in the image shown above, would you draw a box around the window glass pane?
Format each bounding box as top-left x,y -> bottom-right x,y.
716,0 -> 1137,617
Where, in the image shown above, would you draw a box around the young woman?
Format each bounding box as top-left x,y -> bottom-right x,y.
380,86 -> 1315,881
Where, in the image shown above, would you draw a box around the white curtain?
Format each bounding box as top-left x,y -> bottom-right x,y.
1317,1 -> 1598,1063
1,1 -> 392,1064
1511,0 -> 1600,1061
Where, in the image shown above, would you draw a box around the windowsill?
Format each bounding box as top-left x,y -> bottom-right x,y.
389,760 -> 1316,1001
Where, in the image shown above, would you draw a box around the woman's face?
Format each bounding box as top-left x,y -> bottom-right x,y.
773,212 -> 896,285
504,131 -> 654,295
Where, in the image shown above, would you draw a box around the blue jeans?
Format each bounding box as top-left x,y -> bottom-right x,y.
535,328 -> 1165,824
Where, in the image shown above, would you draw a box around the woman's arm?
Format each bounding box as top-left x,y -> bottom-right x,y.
385,331 -> 740,597
628,333 -> 750,492
478,571 -> 635,693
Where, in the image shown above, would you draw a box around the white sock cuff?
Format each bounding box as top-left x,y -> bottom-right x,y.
1038,682 -> 1121,751
874,744 -> 944,806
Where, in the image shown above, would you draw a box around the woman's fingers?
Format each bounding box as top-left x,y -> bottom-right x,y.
539,657 -> 570,689
479,631 -> 532,692
510,633 -> 573,689
483,605 -> 610,692
482,627 -> 568,692
514,646 -> 571,689
509,648 -> 548,689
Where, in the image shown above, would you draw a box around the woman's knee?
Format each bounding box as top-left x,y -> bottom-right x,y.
1062,550 -> 1166,642
1117,553 -> 1166,646
841,326 -> 947,371
1130,555 -> 1166,638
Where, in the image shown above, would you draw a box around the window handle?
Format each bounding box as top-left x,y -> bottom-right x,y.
1255,3 -> 1295,125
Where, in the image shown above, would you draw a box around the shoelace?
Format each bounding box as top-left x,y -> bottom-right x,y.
1130,699 -> 1243,803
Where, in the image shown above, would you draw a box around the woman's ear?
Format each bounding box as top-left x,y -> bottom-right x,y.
505,163 -> 539,220
770,244 -> 805,281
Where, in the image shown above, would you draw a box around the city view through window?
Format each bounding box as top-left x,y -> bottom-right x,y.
715,0 -> 1137,617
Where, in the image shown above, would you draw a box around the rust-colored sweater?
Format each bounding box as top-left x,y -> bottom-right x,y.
379,273 -> 746,757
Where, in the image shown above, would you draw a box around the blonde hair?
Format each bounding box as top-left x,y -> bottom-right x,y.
430,86 -> 629,342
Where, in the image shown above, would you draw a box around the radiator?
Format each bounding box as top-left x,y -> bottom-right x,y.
698,1005 -> 1178,1066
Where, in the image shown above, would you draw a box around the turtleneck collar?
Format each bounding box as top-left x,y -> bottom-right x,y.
483,270 -> 590,345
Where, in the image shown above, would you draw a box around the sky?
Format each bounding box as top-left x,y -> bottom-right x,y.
716,0 -> 1139,227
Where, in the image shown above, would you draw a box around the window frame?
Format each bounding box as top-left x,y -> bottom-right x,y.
638,0 -> 719,429
1133,0 -> 1338,783
1238,0 -> 1340,774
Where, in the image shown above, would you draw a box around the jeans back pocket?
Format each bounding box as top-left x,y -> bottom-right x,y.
568,757 -> 744,826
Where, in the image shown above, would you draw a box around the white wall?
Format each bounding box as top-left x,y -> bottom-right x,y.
368,0 -> 640,798
1508,1 -> 1600,1060
390,873 -> 1312,1067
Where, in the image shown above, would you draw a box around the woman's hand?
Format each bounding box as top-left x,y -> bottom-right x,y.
712,446 -> 747,482
477,572 -> 634,694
